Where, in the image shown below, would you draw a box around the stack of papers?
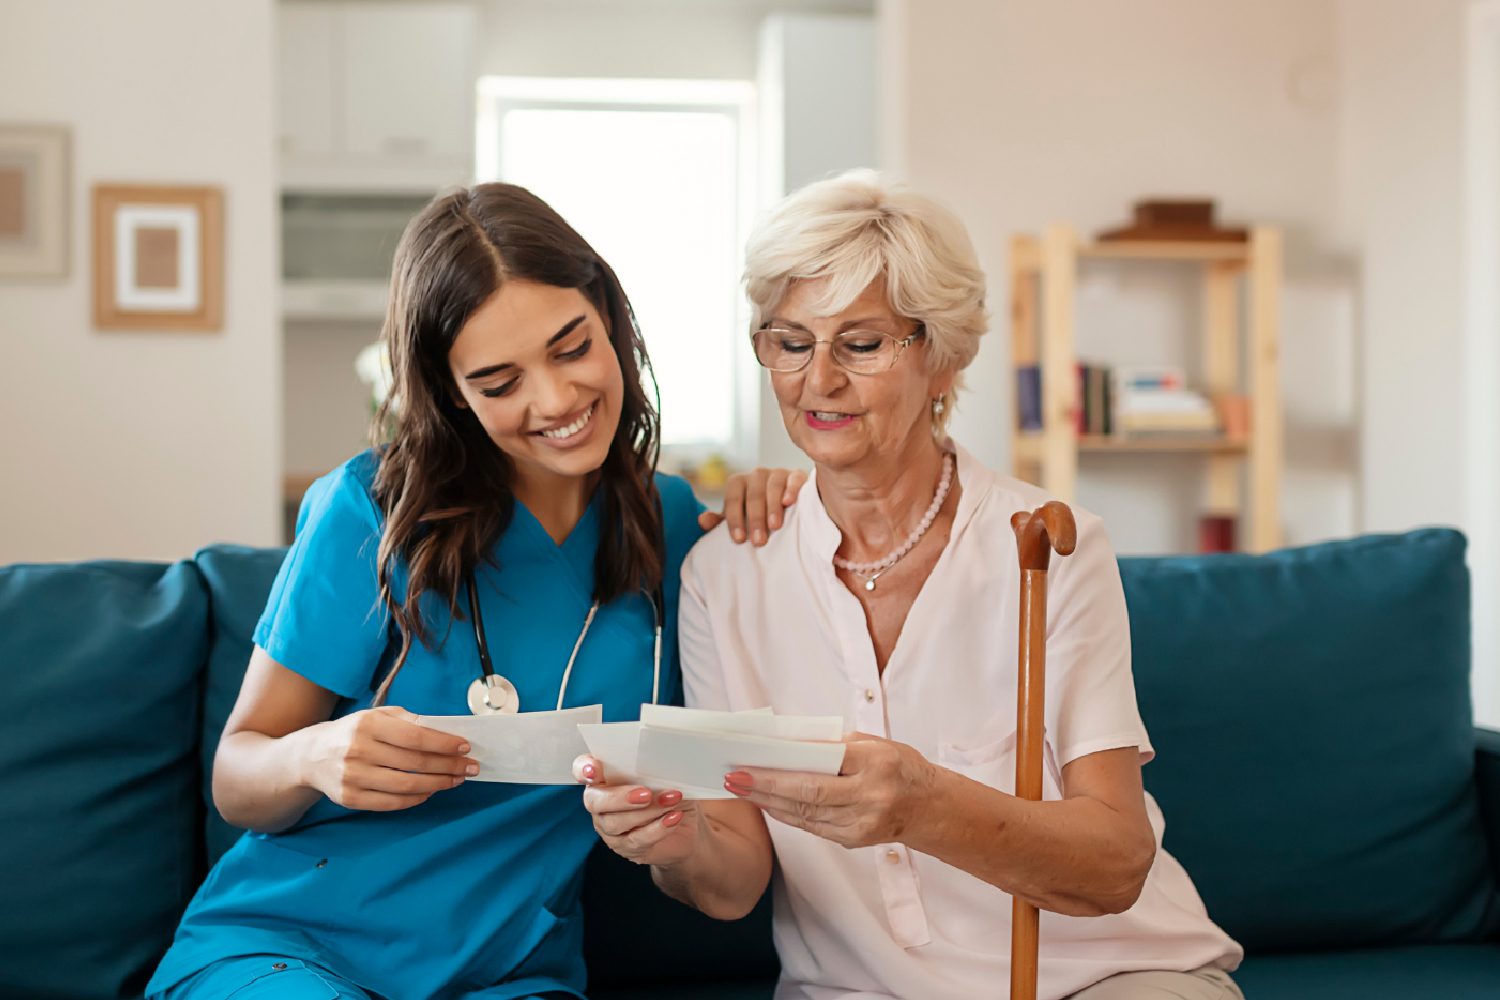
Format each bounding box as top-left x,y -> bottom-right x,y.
581,705 -> 848,798
415,704 -> 847,796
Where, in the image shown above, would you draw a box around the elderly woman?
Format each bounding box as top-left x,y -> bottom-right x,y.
579,171 -> 1243,1000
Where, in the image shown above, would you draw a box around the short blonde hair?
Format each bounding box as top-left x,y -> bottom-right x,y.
743,169 -> 987,432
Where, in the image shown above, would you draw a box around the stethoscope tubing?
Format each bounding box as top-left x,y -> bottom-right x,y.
465,573 -> 663,713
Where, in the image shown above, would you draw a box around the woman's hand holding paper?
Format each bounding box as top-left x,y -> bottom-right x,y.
305,705 -> 479,812
723,732 -> 937,849
575,755 -> 700,867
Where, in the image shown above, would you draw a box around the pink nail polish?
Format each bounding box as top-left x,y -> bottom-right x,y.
725,771 -> 753,788
581,762 -> 596,781
662,810 -> 683,827
628,787 -> 652,804
657,790 -> 682,806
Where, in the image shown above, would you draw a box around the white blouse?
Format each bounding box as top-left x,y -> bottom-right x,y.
678,444 -> 1242,1000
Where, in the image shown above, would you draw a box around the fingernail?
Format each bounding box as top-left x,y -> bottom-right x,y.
725,771 -> 753,788
662,810 -> 684,827
581,762 -> 596,781
466,763 -> 479,776
628,788 -> 652,804
733,528 -> 745,542
724,780 -> 749,796
458,743 -> 471,754
753,530 -> 766,545
657,790 -> 682,807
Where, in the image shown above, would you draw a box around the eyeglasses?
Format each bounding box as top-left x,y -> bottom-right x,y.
750,324 -> 925,375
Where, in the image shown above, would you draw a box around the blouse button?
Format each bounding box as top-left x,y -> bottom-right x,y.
863,689 -> 876,702
315,858 -> 328,869
272,962 -> 288,971
885,848 -> 900,864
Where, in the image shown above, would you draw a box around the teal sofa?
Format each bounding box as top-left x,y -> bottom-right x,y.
1,528 -> 1497,998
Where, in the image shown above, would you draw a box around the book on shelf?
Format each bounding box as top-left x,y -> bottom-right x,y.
1115,366 -> 1218,435
1016,364 -> 1042,431
1016,362 -> 1224,438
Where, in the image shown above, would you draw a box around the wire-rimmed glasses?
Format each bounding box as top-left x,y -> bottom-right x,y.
750,324 -> 925,375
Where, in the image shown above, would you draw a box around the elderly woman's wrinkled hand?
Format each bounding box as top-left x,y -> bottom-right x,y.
573,754 -> 702,867
724,733 -> 938,849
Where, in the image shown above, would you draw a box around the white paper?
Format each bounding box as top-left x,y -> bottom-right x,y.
639,704 -> 842,741
576,721 -> 647,785
578,707 -> 848,799
635,726 -> 846,798
416,704 -> 603,784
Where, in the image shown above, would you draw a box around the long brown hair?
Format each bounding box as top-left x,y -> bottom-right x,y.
368,183 -> 663,705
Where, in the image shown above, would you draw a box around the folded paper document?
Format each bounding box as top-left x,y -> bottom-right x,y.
579,706 -> 847,799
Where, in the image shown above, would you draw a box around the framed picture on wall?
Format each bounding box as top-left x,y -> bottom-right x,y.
93,183 -> 223,331
0,124 -> 70,279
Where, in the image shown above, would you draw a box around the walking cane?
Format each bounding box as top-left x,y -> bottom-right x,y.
1009,501 -> 1076,1000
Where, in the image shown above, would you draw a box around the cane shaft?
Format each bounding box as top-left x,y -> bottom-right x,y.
1011,567 -> 1048,1000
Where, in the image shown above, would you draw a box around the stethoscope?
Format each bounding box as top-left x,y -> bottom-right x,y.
464,574 -> 664,716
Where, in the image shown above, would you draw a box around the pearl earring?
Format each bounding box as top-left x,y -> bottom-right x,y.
932,397 -> 946,417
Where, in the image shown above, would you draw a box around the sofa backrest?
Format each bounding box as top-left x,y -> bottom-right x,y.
0,560 -> 209,1000
1121,528 -> 1500,952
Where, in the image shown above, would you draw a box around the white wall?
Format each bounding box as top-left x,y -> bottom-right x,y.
0,0 -> 280,562
879,0 -> 1356,554
1333,0 -> 1496,726
757,12 -> 880,471
1336,0 -> 1468,533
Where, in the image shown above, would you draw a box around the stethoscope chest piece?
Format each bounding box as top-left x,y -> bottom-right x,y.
467,673 -> 520,715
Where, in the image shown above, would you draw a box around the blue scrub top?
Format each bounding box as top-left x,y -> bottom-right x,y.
148,450 -> 704,1000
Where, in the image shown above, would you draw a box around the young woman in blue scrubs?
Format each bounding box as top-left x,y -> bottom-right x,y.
146,183 -> 798,1000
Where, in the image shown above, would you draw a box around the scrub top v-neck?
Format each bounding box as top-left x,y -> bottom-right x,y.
147,449 -> 703,1000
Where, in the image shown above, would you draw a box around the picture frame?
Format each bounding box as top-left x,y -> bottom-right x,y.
93,183 -> 223,331
0,124 -> 71,279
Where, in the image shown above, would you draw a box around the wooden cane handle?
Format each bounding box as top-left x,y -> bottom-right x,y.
1010,500 -> 1077,571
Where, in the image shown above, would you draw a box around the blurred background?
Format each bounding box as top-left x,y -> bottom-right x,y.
1,0 -> 1496,723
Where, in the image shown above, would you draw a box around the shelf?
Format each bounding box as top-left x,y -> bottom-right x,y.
1011,236 -> 1250,272
1078,241 -> 1249,263
1080,434 -> 1248,453
1014,433 -> 1248,461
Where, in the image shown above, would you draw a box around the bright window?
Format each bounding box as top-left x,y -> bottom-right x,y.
477,77 -> 757,462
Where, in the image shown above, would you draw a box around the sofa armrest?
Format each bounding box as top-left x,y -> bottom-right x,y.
1478,728 -> 1500,885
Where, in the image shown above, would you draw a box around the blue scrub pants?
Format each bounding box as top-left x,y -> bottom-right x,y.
155,955 -> 580,1000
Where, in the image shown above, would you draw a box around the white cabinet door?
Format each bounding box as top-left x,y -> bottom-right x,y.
341,2 -> 476,163
277,2 -> 338,158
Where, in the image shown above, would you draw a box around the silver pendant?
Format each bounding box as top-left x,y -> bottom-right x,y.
468,674 -> 520,715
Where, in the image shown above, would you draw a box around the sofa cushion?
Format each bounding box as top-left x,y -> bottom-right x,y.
1235,943 -> 1500,999
0,560 -> 208,1000
192,545 -> 289,867
1121,528 -> 1500,952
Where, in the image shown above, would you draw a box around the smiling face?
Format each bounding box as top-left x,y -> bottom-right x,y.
767,274 -> 953,472
447,279 -> 624,492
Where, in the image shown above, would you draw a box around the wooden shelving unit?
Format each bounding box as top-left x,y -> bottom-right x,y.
1009,224 -> 1283,552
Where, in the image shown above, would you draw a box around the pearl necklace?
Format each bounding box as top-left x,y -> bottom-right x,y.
833,452 -> 955,592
